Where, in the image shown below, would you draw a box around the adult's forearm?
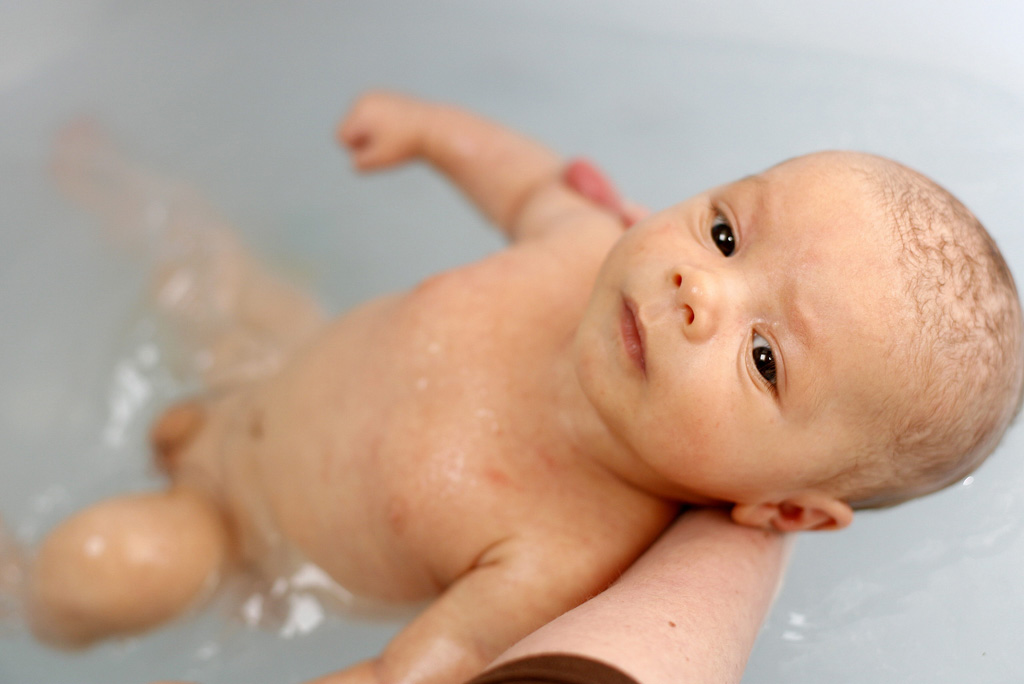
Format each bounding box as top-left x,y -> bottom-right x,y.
489,508 -> 791,684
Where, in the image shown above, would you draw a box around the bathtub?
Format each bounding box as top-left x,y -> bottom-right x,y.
2,1 -> 1023,682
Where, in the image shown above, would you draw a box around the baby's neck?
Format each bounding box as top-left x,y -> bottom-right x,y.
538,335 -> 686,503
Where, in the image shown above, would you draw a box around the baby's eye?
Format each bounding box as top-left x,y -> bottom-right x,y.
711,214 -> 735,256
752,333 -> 777,388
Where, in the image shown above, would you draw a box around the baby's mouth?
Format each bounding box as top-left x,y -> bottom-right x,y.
620,297 -> 646,375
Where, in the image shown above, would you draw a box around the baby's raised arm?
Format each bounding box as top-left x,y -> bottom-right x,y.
338,92 -> 620,241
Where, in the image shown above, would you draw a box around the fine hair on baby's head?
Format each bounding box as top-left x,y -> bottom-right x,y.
826,155 -> 1024,509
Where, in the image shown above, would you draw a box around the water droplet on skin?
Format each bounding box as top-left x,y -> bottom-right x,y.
83,535 -> 107,558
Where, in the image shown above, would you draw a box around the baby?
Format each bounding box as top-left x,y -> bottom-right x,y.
27,92 -> 1023,684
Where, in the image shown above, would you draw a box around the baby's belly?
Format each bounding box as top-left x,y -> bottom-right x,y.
244,449 -> 441,603
207,348 -> 444,603
171,290 -> 557,606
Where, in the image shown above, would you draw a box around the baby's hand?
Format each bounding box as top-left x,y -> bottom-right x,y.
563,158 -> 648,227
338,91 -> 430,171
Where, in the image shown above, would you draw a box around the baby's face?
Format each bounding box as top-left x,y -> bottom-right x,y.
575,152 -> 907,506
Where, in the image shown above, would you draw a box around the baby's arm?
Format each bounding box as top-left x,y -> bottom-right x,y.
339,92 -> 621,241
305,537 -> 620,684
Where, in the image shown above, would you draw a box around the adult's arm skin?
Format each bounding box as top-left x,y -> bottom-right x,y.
481,508 -> 791,684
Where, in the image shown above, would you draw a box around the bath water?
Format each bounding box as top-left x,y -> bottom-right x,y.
3,2 -> 1024,682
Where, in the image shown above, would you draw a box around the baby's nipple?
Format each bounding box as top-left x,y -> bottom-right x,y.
27,488 -> 229,647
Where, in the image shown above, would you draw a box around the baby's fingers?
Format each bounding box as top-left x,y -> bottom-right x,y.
337,115 -> 387,169
563,158 -> 648,227
337,92 -> 425,171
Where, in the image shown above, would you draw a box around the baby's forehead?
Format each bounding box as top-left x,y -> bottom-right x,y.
758,152 -> 893,202
765,150 -> 891,178
735,158 -> 914,410
726,154 -> 897,246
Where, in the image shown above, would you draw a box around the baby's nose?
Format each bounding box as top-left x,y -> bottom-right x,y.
671,266 -> 720,342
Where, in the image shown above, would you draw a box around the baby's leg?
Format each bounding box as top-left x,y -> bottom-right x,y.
52,121 -> 325,389
28,488 -> 230,647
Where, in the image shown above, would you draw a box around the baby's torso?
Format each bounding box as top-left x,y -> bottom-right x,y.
173,227 -> 673,602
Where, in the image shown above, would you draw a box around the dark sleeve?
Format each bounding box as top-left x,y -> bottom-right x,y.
467,655 -> 640,684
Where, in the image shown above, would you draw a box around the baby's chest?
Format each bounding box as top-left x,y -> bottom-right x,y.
371,419 -> 607,584
246,262 -> 603,592
246,353 -> 579,587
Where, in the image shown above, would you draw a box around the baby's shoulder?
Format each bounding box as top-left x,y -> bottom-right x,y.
532,203 -> 624,253
500,214 -> 622,282
422,216 -> 617,304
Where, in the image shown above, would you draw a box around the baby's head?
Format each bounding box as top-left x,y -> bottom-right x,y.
575,151 -> 1023,531
812,153 -> 1023,511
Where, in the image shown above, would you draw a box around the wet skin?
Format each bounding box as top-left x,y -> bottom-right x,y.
165,153 -> 901,684
175,229 -> 674,603
32,93 -> 909,684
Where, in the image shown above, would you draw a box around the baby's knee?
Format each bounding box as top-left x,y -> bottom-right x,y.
28,489 -> 229,647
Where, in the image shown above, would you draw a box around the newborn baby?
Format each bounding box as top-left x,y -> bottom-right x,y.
29,92 -> 1023,684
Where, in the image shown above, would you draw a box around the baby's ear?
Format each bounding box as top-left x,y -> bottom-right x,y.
731,493 -> 853,532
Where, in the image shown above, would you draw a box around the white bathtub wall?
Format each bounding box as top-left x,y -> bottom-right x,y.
1,2 -> 1023,682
